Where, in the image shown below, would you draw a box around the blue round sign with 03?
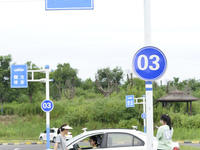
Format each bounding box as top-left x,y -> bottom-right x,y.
41,100 -> 54,112
141,113 -> 146,119
132,46 -> 167,81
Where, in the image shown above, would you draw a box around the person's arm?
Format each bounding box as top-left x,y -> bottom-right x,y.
54,135 -> 60,150
54,142 -> 58,150
156,128 -> 162,140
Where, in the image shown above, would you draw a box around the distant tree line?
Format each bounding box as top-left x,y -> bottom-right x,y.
1,54 -> 200,115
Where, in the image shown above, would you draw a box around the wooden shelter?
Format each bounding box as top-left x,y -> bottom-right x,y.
156,89 -> 199,116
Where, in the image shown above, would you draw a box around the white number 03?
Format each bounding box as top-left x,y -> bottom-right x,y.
43,102 -> 51,109
137,55 -> 160,71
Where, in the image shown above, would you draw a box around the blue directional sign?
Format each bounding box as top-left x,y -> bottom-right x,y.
11,65 -> 28,88
126,95 -> 134,107
41,100 -> 54,112
45,0 -> 94,10
141,113 -> 146,119
132,46 -> 167,81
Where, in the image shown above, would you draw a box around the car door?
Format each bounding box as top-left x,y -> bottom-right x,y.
43,130 -> 47,141
50,129 -> 55,141
100,133 -> 144,150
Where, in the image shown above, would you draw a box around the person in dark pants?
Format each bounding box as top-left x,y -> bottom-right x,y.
156,114 -> 173,150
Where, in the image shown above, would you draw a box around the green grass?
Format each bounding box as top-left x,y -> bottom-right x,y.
172,127 -> 200,141
0,140 -> 41,143
180,145 -> 200,150
1,97 -> 200,141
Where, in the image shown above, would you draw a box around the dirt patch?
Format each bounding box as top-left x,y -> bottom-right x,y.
0,115 -> 18,125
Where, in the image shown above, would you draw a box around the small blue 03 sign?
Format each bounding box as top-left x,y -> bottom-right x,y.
132,46 -> 167,81
141,113 -> 146,119
41,100 -> 54,112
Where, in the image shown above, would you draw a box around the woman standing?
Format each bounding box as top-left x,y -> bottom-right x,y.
54,124 -> 73,150
156,114 -> 173,150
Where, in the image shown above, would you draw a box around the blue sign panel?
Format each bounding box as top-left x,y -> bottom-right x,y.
126,95 -> 134,107
11,65 -> 28,88
141,113 -> 146,119
132,46 -> 167,81
41,100 -> 54,112
45,0 -> 94,10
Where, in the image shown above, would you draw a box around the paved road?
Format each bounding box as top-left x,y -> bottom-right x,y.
0,142 -> 88,150
0,143 -> 55,150
180,143 -> 200,148
1,143 -> 200,150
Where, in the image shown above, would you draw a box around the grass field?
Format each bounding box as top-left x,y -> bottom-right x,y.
180,145 -> 200,150
0,140 -> 41,143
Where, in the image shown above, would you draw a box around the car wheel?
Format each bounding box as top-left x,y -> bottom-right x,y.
39,137 -> 43,141
53,137 -> 56,143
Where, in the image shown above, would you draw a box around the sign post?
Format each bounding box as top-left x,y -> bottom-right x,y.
11,64 -> 53,150
45,65 -> 51,150
142,95 -> 146,133
126,95 -> 146,133
132,46 -> 167,149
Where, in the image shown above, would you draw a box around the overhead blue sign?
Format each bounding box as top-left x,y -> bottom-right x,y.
45,0 -> 94,10
126,95 -> 134,107
141,113 -> 146,119
11,65 -> 28,88
41,100 -> 54,112
132,46 -> 167,81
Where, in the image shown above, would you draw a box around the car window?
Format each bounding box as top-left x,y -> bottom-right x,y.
107,133 -> 144,148
133,136 -> 144,146
50,129 -> 55,133
107,133 -> 133,148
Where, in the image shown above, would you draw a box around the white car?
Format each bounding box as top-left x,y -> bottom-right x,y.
39,127 -> 73,143
66,128 -> 180,150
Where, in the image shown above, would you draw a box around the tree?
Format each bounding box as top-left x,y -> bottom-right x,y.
81,78 -> 95,90
51,63 -> 81,100
0,55 -> 12,115
95,67 -> 123,97
25,61 -> 44,103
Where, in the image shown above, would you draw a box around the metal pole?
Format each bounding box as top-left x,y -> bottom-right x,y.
145,82 -> 153,150
143,95 -> 146,133
45,65 -> 50,150
144,0 -> 151,45
144,0 -> 153,149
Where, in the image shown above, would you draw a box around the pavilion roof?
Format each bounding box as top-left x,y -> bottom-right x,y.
156,89 -> 199,102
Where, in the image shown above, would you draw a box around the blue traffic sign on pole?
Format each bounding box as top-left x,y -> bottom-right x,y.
141,113 -> 146,119
132,46 -> 167,81
11,65 -> 28,88
126,95 -> 134,107
45,0 -> 94,10
41,100 -> 54,112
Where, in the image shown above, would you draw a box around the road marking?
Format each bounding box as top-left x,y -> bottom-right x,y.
25,142 -> 31,145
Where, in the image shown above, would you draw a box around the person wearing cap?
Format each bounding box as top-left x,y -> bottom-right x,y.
54,124 -> 73,150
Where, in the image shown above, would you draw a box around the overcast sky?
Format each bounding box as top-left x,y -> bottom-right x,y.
0,0 -> 200,84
